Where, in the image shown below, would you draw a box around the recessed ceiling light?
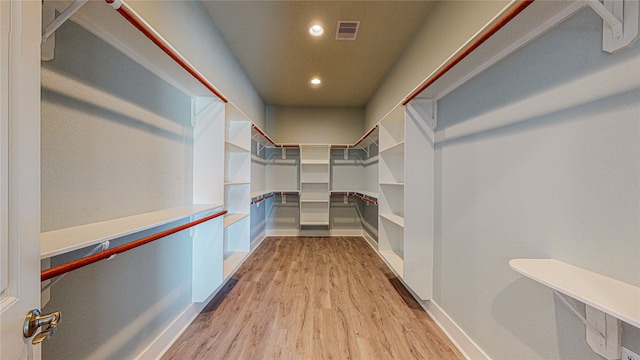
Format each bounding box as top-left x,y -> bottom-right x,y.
309,25 -> 324,36
310,78 -> 322,86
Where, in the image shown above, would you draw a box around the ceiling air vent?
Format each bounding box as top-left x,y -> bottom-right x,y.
336,21 -> 360,40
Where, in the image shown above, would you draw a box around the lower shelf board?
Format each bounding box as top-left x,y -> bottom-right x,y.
223,251 -> 249,279
380,213 -> 405,227
223,213 -> 249,227
380,250 -> 404,278
300,222 -> 329,226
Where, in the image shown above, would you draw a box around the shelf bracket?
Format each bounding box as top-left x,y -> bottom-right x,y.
344,148 -> 349,160
41,0 -> 89,61
584,0 -> 639,53
282,147 -> 287,160
407,98 -> 437,130
554,291 -> 621,359
41,241 -> 114,293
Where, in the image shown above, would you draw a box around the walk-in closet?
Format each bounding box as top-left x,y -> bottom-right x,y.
1,0 -> 638,359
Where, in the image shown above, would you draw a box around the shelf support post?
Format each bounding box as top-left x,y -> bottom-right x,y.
41,0 -> 89,56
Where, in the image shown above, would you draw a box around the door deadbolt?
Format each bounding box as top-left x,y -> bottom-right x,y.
23,309 -> 61,344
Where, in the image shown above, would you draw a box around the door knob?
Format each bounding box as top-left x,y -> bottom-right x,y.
23,309 -> 61,344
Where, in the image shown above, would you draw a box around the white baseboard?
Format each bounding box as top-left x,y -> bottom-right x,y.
425,300 -> 491,360
137,233 -> 267,359
266,228 -> 367,237
250,231 -> 267,251
135,291 -> 214,360
362,231 -> 378,250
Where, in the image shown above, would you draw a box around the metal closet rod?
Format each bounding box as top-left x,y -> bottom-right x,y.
331,192 -> 378,205
105,0 -> 229,103
403,0 -> 534,105
41,210 -> 228,282
331,124 -> 379,149
252,124 -> 299,149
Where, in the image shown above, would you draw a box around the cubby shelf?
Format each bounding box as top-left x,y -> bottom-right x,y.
301,159 -> 329,165
380,141 -> 405,155
223,213 -> 250,228
380,213 -> 405,227
224,181 -> 250,186
225,141 -> 250,153
41,204 -> 224,259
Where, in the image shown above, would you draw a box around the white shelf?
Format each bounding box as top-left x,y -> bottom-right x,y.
380,141 -> 405,154
223,213 -> 249,228
380,213 -> 405,227
379,182 -> 405,186
224,181 -> 250,186
300,180 -> 329,184
300,221 -> 330,226
223,251 -> 249,279
300,199 -> 329,203
41,204 -> 224,259
380,251 -> 404,278
251,190 -> 272,198
509,259 -> 640,328
301,159 -> 329,164
225,140 -> 250,153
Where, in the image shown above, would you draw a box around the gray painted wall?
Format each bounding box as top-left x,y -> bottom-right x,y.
128,0 -> 266,128
434,7 -> 639,359
266,106 -> 365,144
365,0 -> 510,129
41,20 -> 194,359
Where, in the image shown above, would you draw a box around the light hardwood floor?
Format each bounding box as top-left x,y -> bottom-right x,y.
163,237 -> 464,359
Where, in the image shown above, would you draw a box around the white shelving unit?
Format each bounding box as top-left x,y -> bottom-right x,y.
222,103 -> 251,278
192,96 -> 226,302
378,105 -> 405,278
377,102 -> 435,300
300,145 -> 329,227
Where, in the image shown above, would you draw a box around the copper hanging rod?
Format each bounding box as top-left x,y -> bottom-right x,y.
402,0 -> 534,105
41,210 -> 227,281
106,0 -> 229,103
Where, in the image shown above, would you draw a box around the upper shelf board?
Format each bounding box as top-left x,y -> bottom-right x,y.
41,204 -> 224,259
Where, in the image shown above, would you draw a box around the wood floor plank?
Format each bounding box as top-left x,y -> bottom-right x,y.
162,237 -> 464,360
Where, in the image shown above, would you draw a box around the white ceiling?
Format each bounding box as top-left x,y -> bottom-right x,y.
200,1 -> 434,107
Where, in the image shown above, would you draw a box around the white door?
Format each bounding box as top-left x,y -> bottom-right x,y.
1,1 -> 43,359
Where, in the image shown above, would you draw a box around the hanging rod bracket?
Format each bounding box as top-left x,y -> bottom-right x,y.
584,0 -> 639,53
406,98 -> 437,130
106,0 -> 123,10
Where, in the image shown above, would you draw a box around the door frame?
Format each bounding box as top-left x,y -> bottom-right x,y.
0,1 -> 42,359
